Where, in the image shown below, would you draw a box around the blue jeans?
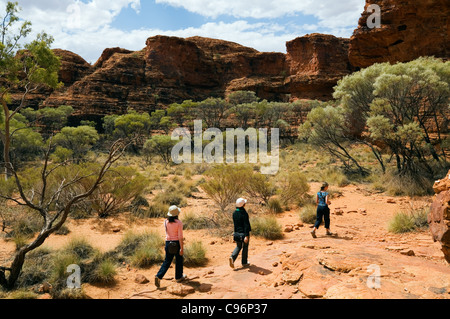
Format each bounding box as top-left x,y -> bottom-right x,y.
314,205 -> 330,229
231,239 -> 249,265
156,241 -> 184,280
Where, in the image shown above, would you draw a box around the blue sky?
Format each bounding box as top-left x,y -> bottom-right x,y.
1,0 -> 365,64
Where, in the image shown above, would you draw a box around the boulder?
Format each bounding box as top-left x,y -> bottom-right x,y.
168,283 -> 195,296
428,170 -> 450,263
134,274 -> 149,284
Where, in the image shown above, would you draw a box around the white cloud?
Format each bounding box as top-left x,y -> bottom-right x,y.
156,0 -> 365,27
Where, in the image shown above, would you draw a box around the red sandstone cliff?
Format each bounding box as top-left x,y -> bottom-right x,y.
8,0 -> 449,120
42,33 -> 351,119
349,0 -> 450,68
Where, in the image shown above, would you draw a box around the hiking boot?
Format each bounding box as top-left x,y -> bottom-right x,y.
155,276 -> 161,288
311,231 -> 317,238
229,257 -> 235,269
326,231 -> 334,236
242,263 -> 251,268
176,274 -> 187,283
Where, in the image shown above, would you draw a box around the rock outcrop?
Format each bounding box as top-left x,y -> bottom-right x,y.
42,34 -> 351,121
349,0 -> 450,68
429,170 -> 450,263
8,0 -> 449,121
286,34 -> 352,100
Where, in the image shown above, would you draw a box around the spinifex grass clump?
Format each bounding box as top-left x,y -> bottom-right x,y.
299,204 -> 317,224
114,231 -> 164,268
250,216 -> 283,240
388,208 -> 429,234
184,241 -> 208,266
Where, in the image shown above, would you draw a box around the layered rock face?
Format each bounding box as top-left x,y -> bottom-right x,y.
42,34 -> 351,120
349,0 -> 450,68
10,0 -> 449,120
429,170 -> 450,263
286,34 -> 352,100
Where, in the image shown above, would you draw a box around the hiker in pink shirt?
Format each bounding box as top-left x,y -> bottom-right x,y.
155,206 -> 186,288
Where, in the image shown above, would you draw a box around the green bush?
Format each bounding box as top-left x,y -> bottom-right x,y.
250,216 -> 283,240
4,290 -> 38,299
144,202 -> 170,218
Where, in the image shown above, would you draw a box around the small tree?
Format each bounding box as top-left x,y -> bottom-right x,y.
53,125 -> 100,162
299,105 -> 369,175
143,135 -> 177,165
0,139 -> 128,290
0,2 -> 61,180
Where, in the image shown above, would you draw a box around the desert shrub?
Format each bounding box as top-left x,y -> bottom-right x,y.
1,206 -> 43,240
143,135 -> 177,165
144,202 -> 170,218
153,190 -> 187,208
51,252 -> 81,283
299,204 -> 317,224
267,198 -> 284,214
54,225 -> 70,236
410,208 -> 429,229
183,167 -> 193,180
54,288 -> 89,299
184,241 -> 207,266
277,171 -> 310,207
201,164 -> 252,212
130,195 -> 150,216
83,167 -> 147,218
321,167 -> 350,187
245,172 -> 277,205
250,216 -> 283,240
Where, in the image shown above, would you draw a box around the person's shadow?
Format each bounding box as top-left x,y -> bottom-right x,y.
235,264 -> 272,276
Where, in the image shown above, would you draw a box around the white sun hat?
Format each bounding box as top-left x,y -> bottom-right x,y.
167,205 -> 181,217
236,198 -> 248,208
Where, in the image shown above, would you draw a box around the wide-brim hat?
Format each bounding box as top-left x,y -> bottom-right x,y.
167,205 -> 181,217
236,198 -> 247,208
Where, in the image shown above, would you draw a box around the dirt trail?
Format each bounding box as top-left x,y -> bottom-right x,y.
125,184 -> 449,299
2,183 -> 449,299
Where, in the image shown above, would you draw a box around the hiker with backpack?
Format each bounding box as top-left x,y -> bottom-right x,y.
229,198 -> 252,269
155,205 -> 187,287
311,182 -> 333,238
